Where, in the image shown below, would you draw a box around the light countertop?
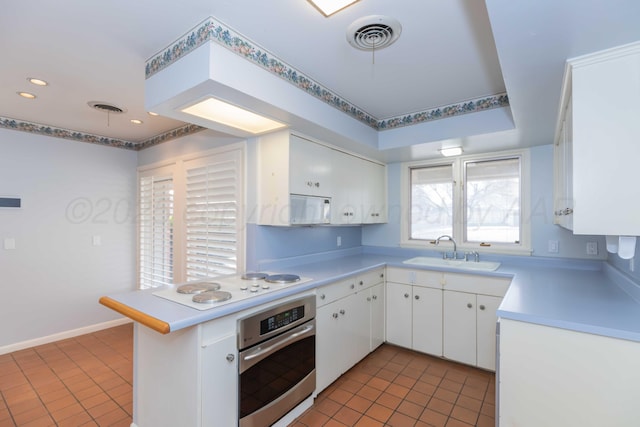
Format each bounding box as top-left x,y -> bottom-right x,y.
100,252 -> 640,342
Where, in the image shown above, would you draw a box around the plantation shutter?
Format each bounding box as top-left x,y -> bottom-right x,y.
184,150 -> 241,281
138,167 -> 174,289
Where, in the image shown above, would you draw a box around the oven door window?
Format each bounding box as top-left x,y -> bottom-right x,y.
239,335 -> 315,419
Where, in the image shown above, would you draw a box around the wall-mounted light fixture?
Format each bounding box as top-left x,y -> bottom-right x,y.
308,0 -> 359,17
181,97 -> 286,134
439,147 -> 463,157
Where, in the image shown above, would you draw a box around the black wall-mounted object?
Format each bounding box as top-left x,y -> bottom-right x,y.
0,197 -> 21,208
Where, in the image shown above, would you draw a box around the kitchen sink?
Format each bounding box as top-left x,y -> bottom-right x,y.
403,257 -> 501,271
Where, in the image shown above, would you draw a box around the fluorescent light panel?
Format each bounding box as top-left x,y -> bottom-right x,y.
308,0 -> 359,17
181,97 -> 286,134
439,147 -> 463,157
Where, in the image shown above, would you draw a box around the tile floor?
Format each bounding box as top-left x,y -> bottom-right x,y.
0,324 -> 133,427
0,325 -> 495,427
292,345 -> 495,427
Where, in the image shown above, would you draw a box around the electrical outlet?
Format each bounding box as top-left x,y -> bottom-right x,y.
631,258 -> 635,273
586,241 -> 598,255
548,240 -> 559,253
337,236 -> 342,247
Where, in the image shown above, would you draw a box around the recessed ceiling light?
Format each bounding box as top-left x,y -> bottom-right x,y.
181,97 -> 286,134
27,78 -> 48,86
308,0 -> 359,17
17,92 -> 36,99
147,111 -> 159,116
130,119 -> 143,125
439,147 -> 463,157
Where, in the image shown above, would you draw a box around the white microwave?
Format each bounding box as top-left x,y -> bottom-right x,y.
289,194 -> 331,225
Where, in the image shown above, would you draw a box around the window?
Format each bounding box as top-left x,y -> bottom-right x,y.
404,150 -> 530,254
138,167 -> 174,288
137,145 -> 244,289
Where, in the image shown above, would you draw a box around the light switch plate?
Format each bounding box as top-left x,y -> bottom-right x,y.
548,240 -> 559,253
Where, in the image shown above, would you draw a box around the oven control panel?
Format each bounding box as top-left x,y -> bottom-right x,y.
238,295 -> 315,350
260,305 -> 305,335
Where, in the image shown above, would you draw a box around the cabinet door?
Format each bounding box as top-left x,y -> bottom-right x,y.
201,334 -> 237,427
345,291 -> 371,368
476,294 -> 502,371
386,282 -> 413,348
553,100 -> 574,230
361,160 -> 387,224
289,135 -> 332,197
370,283 -> 385,351
331,151 -> 362,224
443,290 -> 477,366
412,287 -> 443,356
316,301 -> 344,392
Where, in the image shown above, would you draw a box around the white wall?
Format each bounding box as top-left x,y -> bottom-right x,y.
0,129 -> 137,349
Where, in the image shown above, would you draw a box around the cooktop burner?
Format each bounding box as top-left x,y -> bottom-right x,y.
192,290 -> 232,304
265,274 -> 301,284
176,282 -> 221,294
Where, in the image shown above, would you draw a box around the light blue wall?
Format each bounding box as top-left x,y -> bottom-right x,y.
363,144 -> 607,260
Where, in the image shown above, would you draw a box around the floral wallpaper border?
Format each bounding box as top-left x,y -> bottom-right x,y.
145,16 -> 510,131
0,116 -> 205,151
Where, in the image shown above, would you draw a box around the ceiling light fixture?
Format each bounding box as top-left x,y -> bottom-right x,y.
439,147 -> 463,157
27,77 -> 48,86
308,0 -> 359,17
130,119 -> 143,125
147,111 -> 159,116
17,92 -> 36,99
180,97 -> 286,134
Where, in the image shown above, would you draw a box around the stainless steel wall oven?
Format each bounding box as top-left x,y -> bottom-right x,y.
238,295 -> 316,427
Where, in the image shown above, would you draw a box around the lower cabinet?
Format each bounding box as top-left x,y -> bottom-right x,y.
316,268 -> 385,393
386,282 -> 443,356
386,267 -> 509,371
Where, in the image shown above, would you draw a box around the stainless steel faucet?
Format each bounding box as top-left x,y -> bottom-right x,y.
435,235 -> 458,259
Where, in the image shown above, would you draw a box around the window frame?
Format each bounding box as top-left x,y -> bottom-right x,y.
401,149 -> 531,255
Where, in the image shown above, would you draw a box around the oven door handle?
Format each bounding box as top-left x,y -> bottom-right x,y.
240,322 -> 315,371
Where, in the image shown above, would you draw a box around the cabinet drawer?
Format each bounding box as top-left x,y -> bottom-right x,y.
386,267 -> 442,289
444,273 -> 511,297
356,268 -> 385,291
316,278 -> 357,307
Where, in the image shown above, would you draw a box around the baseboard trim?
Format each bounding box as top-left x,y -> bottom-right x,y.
0,317 -> 133,355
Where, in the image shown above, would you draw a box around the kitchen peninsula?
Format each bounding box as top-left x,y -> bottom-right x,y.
101,249 -> 640,427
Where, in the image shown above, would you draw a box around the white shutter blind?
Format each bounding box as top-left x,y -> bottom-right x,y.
138,172 -> 174,288
184,151 -> 241,280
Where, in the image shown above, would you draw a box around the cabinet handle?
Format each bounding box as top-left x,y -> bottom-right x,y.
343,212 -> 350,216
467,303 -> 473,309
315,182 -> 320,188
415,295 -> 420,300
372,295 -> 377,300
350,284 -> 355,289
367,297 -> 371,302
380,273 -> 384,278
306,181 -> 313,187
320,294 -> 326,300
404,293 -> 410,298
479,305 -> 486,310
226,354 -> 235,362
339,309 -> 345,315
359,281 -> 364,286
332,313 -> 339,319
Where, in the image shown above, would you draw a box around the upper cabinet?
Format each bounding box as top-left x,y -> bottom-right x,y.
555,41 -> 640,236
258,130 -> 387,226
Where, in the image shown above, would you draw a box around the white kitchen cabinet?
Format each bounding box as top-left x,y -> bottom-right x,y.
443,290 -> 477,366
553,99 -> 574,230
441,290 -> 500,368
386,268 -> 443,356
258,130 -> 332,225
555,41 -> 640,235
258,129 -> 387,226
499,318 -> 640,427
331,150 -> 363,224
201,333 -> 238,427
315,268 -> 385,393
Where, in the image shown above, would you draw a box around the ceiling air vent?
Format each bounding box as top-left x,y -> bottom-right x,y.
347,15 -> 402,51
87,101 -> 126,114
